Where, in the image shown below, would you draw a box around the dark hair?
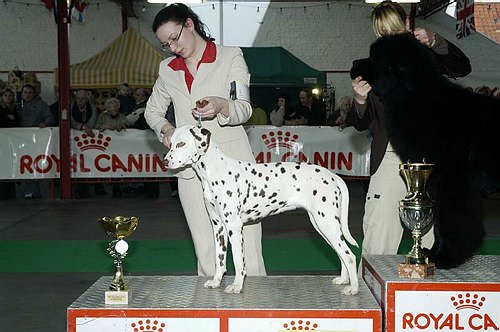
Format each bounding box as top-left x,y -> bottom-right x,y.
22,84 -> 35,92
152,3 -> 214,42
276,92 -> 291,105
300,88 -> 312,99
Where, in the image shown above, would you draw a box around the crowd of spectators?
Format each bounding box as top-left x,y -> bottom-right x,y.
0,82 -> 179,200
1,80 -> 498,200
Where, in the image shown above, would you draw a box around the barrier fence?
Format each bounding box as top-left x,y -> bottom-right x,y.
0,126 -> 371,180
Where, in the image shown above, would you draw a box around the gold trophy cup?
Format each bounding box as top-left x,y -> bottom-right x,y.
397,161 -> 435,278
98,216 -> 138,304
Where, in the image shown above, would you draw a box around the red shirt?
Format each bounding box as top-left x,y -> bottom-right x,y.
167,41 -> 217,92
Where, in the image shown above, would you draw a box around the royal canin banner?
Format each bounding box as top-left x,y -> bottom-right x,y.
0,126 -> 371,180
393,289 -> 500,331
245,126 -> 371,177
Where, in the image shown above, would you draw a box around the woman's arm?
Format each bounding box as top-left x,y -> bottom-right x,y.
216,47 -> 253,126
270,108 -> 285,126
145,68 -> 175,143
432,34 -> 472,78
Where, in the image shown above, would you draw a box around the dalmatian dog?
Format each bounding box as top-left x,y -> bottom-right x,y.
165,125 -> 359,295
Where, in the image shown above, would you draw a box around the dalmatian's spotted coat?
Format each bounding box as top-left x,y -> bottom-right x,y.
165,125 -> 359,295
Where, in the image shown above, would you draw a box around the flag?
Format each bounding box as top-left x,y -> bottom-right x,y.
455,0 -> 476,39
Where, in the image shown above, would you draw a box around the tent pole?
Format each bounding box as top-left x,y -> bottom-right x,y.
57,0 -> 72,199
122,6 -> 128,32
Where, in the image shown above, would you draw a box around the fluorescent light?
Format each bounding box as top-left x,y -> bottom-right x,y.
365,0 -> 420,3
147,0 -> 203,3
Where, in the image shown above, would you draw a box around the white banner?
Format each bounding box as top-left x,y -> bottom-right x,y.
76,317 -> 219,332
229,317 -> 373,331
0,126 -> 371,180
394,290 -> 500,331
245,126 -> 371,177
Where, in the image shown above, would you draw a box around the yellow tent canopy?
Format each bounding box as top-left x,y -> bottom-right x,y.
55,28 -> 164,89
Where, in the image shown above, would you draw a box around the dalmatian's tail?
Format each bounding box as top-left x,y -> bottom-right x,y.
338,177 -> 358,248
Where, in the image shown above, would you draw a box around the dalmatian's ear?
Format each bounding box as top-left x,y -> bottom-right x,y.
189,127 -> 211,156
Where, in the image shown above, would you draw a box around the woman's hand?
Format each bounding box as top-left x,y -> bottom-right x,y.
352,76 -> 372,105
192,96 -> 229,120
413,28 -> 436,48
161,126 -> 175,149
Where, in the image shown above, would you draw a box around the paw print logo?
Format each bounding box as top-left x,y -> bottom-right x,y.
130,319 -> 166,332
262,131 -> 299,150
282,319 -> 318,330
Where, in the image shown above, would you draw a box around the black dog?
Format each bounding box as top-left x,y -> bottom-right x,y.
351,33 -> 500,269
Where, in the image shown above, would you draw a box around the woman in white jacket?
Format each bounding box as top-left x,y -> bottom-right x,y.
145,3 -> 266,277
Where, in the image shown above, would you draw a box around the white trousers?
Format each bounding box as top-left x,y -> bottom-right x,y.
178,176 -> 267,277
361,147 -> 434,256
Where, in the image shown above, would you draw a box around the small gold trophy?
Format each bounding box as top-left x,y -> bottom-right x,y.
98,216 -> 138,304
397,161 -> 435,278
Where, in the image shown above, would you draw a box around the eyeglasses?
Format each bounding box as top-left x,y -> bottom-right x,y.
161,23 -> 185,52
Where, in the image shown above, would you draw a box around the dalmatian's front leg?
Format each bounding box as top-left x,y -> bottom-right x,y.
203,200 -> 228,290
225,219 -> 246,294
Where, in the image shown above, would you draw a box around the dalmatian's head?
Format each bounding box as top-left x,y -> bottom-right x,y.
165,125 -> 212,169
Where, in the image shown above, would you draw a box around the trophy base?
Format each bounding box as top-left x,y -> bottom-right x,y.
397,262 -> 435,278
105,290 -> 130,305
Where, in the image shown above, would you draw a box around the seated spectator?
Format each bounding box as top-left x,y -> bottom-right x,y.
70,90 -> 107,198
18,84 -> 55,199
245,102 -> 268,125
0,88 -> 19,127
71,89 -> 98,135
126,88 -> 150,127
296,88 -> 326,126
95,98 -> 128,198
326,95 -> 351,129
116,83 -> 135,116
95,96 -> 106,114
270,93 -> 294,126
0,88 -> 19,199
134,88 -> 150,109
95,98 -> 128,132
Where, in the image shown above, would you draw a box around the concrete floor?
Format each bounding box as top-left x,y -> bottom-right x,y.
0,180 -> 498,331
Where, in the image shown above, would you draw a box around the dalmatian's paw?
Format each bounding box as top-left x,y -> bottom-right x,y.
332,275 -> 349,285
341,285 -> 359,296
224,283 -> 243,294
204,279 -> 222,289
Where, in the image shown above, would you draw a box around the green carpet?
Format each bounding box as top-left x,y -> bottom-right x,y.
0,239 -> 498,273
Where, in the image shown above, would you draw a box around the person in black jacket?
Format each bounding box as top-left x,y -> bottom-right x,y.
296,88 -> 326,126
348,0 -> 471,263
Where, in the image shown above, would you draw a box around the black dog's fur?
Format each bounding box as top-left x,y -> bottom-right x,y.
351,33 -> 500,269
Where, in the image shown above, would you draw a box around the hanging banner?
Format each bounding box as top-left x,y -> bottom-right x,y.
245,126 -> 371,177
0,126 -> 371,180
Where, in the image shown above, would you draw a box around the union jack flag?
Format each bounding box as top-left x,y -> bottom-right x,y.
455,0 -> 476,39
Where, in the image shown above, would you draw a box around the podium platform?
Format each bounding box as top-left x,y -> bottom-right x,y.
362,255 -> 500,332
68,275 -> 381,332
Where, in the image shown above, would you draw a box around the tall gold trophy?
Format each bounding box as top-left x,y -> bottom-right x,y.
397,161 -> 435,278
98,216 -> 138,304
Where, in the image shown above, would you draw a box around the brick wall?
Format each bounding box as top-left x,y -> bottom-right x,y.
1,1 -> 498,105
